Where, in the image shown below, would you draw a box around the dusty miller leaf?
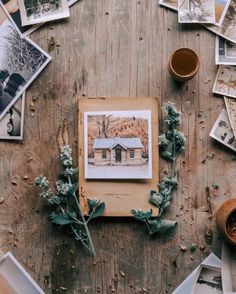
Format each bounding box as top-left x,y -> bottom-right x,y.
88,199 -> 105,218
131,209 -> 152,221
149,190 -> 164,207
49,212 -> 76,226
148,219 -> 177,234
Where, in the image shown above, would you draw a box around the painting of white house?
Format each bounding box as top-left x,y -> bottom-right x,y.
84,110 -> 152,179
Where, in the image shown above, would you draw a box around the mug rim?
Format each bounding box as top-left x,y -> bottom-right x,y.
169,47 -> 200,78
224,207 -> 236,244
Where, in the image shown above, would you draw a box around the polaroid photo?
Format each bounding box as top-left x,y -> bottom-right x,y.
84,110 -> 152,179
2,0 -> 77,37
206,0 -> 236,44
173,253 -> 221,294
215,37 -> 236,65
210,109 -> 236,152
0,93 -> 25,140
213,65 -> 236,98
0,2 -> 51,120
159,0 -> 178,11
191,265 -> 222,294
18,0 -> 70,26
178,0 -> 215,23
224,96 -> 236,137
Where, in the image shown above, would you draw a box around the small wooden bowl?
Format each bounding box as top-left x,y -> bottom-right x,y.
168,48 -> 200,82
216,198 -> 236,246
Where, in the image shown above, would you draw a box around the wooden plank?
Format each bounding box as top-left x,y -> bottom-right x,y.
0,0 -> 234,292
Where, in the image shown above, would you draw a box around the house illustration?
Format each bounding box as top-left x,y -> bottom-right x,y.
93,137 -> 145,165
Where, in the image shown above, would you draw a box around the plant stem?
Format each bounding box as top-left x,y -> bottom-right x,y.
72,193 -> 96,257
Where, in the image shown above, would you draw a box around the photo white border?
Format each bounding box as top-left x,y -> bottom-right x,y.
178,0 -> 216,24
0,93 -> 25,140
18,0 -> 70,26
159,0 -> 177,11
215,0 -> 231,27
210,109 -> 236,152
84,110 -> 152,180
0,2 -> 52,120
212,65 -> 236,98
215,37 -> 236,65
224,96 -> 236,137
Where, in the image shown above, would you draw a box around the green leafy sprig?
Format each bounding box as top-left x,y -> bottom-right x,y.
131,103 -> 185,235
35,146 -> 105,256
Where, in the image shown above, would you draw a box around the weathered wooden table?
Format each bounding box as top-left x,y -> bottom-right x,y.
0,0 -> 232,293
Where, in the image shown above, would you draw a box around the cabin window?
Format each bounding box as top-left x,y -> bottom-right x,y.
102,149 -> 107,159
130,149 -> 135,159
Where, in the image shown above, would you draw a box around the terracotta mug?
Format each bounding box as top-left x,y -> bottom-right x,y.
168,48 -> 200,82
216,198 -> 236,246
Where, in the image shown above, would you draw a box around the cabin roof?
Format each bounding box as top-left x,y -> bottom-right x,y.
93,137 -> 143,149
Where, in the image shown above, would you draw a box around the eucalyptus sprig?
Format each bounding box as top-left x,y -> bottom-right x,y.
35,145 -> 105,256
131,102 -> 185,235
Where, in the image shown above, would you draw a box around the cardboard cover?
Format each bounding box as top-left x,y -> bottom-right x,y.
78,97 -> 159,217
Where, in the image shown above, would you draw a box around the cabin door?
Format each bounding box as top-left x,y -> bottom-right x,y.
115,148 -> 121,162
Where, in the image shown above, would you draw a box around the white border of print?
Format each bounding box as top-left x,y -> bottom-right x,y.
0,2 -> 51,120
18,0 -> 70,26
84,110 -> 152,179
224,96 -> 236,137
215,0 -> 231,27
215,37 -> 236,65
159,0 -> 177,11
212,65 -> 236,98
0,93 -> 25,140
210,109 -> 236,152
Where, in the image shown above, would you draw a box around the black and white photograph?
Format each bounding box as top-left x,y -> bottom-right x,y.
207,0 -> 236,44
1,0 -> 77,36
0,2 -> 51,120
18,0 -> 70,26
0,93 -> 25,140
216,37 -> 236,65
84,110 -> 152,179
178,0 -> 215,23
210,109 -> 236,152
192,265 -> 222,294
213,65 -> 236,98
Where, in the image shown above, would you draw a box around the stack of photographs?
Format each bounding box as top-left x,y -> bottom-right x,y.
0,0 -> 80,140
0,2 -> 51,140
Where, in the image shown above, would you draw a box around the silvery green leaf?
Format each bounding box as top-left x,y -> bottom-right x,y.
149,191 -> 164,207
131,209 -> 152,221
49,212 -> 75,226
160,150 -> 173,161
148,219 -> 177,234
162,201 -> 171,210
88,199 -> 105,218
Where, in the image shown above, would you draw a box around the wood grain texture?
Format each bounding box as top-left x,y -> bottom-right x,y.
0,0 -> 233,293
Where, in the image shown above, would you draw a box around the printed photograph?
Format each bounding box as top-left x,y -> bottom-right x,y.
18,0 -> 70,26
210,109 -> 236,152
0,2 -> 51,120
206,0 -> 236,44
224,96 -> 236,137
2,0 -> 76,36
216,37 -> 236,65
159,0 -> 177,10
213,65 -> 236,98
193,265 -> 222,294
0,94 -> 25,140
84,110 -> 152,179
178,0 -> 215,23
